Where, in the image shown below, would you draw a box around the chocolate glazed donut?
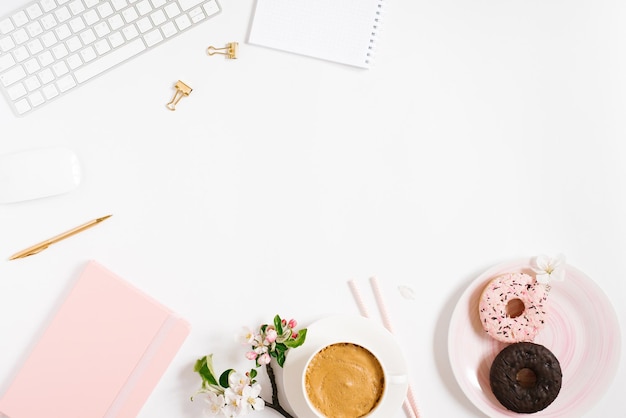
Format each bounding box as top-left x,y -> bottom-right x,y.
490,342 -> 562,413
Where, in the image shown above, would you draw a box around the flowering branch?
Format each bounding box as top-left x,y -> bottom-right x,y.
263,362 -> 294,418
192,315 -> 307,418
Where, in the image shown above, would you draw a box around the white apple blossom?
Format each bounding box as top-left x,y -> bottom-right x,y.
228,371 -> 250,395
241,383 -> 265,413
532,254 -> 566,285
203,392 -> 225,416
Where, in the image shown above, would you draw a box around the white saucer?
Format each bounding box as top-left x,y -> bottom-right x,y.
282,314 -> 409,418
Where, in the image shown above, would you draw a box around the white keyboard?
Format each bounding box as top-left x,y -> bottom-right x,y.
0,0 -> 220,116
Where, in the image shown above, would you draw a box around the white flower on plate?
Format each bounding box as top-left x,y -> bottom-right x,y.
532,254 -> 566,285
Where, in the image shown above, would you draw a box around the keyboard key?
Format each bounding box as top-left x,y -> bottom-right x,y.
38,67 -> 55,84
143,28 -> 163,46
15,98 -> 31,114
41,14 -> 58,30
122,24 -> 139,40
74,37 -> 145,82
179,0 -> 204,11
84,0 -> 99,7
94,22 -> 110,37
55,24 -> 72,40
80,46 -> 97,62
55,6 -> 72,23
189,7 -> 206,23
26,4 -> 43,20
98,3 -> 115,18
12,29 -> 29,45
69,0 -> 86,15
0,19 -> 15,35
29,91 -> 45,107
108,14 -> 123,30
83,10 -> 100,25
108,31 -> 124,47
23,58 -> 41,74
111,0 -> 128,10
42,83 -> 59,99
40,0 -> 58,13
6,82 -> 27,99
80,28 -> 96,44
41,32 -> 57,47
160,21 -> 176,37
12,11 -> 29,27
69,16 -> 86,32
136,17 -> 152,33
164,3 -> 181,18
122,7 -> 139,23
27,21 -> 44,37
0,54 -> 16,72
66,53 -> 83,68
0,36 -> 16,52
38,50 -> 54,67
13,46 -> 30,62
174,14 -> 191,31
150,9 -> 166,26
1,65 -> 27,87
66,36 -> 82,52
26,39 -> 44,55
24,74 -> 41,90
56,74 -> 76,91
203,1 -> 219,15
136,0 -> 153,15
94,39 -> 111,54
51,43 -> 69,59
52,61 -> 69,76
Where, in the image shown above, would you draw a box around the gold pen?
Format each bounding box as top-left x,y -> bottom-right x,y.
9,215 -> 112,260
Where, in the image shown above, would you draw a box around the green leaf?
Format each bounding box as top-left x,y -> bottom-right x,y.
284,328 -> 307,349
194,355 -> 219,387
274,314 -> 284,334
276,350 -> 286,367
250,368 -> 257,379
219,369 -> 235,388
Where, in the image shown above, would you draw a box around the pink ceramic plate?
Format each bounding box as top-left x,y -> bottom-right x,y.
448,258 -> 621,417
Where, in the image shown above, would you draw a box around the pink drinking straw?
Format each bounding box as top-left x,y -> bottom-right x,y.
347,278 -> 421,418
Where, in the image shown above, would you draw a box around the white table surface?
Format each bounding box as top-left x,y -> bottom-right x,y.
1,0 -> 624,417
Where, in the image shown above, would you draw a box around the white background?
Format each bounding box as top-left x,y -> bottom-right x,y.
1,0 -> 624,417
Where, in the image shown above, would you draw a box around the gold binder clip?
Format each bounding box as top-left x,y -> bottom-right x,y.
207,42 -> 238,59
166,80 -> 192,111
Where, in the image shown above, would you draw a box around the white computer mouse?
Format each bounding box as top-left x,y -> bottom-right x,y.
0,147 -> 81,203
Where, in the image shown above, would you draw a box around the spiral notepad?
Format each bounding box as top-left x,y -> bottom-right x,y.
248,0 -> 384,69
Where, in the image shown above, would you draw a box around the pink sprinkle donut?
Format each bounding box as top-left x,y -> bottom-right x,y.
479,272 -> 548,343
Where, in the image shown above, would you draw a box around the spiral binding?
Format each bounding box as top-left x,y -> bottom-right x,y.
365,0 -> 385,67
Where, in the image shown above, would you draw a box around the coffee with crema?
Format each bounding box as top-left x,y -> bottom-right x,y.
304,343 -> 385,418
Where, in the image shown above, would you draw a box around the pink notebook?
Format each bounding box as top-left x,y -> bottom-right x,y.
0,261 -> 191,418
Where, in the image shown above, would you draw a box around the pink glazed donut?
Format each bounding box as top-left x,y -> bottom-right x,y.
478,272 -> 548,343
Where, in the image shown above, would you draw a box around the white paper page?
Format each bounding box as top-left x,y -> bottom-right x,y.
248,0 -> 384,69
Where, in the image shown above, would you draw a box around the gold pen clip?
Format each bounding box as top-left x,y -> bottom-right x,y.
207,42 -> 238,59
166,80 -> 192,111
